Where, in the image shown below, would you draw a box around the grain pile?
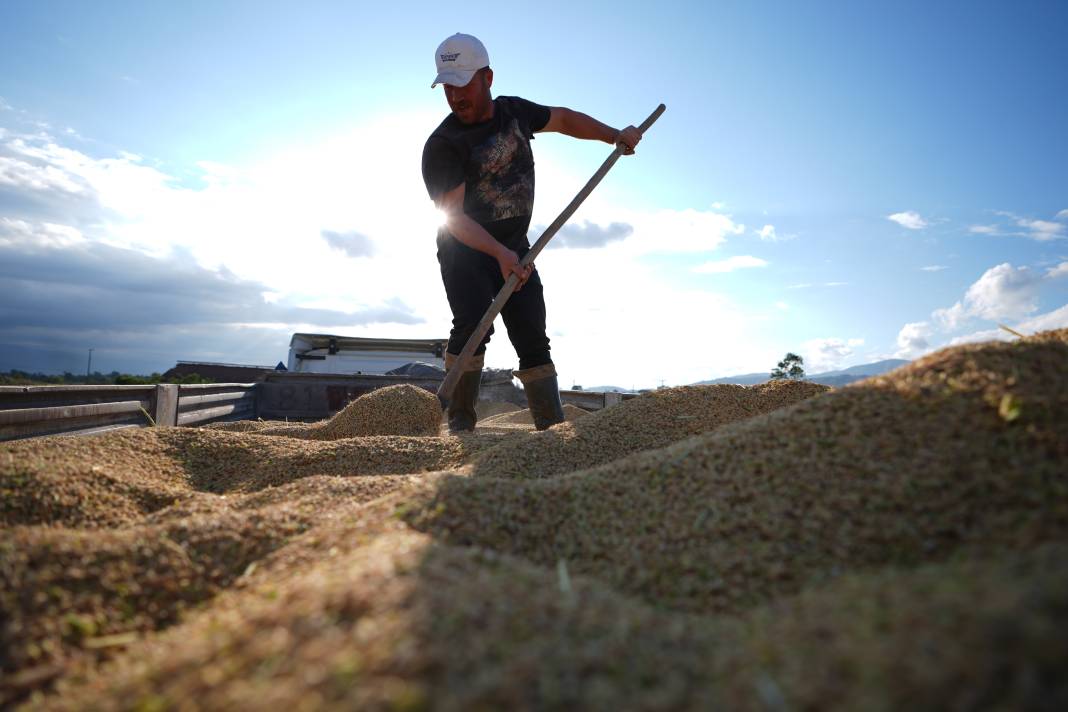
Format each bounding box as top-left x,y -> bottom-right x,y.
255,384 -> 443,440
3,329 -> 1067,709
31,534 -> 1068,711
468,379 -> 829,479
406,332 -> 1068,614
0,427 -> 503,693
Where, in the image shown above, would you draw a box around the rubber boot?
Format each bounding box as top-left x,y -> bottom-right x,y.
445,352 -> 483,432
514,363 -> 565,431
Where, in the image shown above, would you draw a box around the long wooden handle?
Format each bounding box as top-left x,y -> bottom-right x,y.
437,103 -> 667,404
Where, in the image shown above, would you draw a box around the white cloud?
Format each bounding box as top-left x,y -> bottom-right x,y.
535,244 -> 781,387
895,321 -> 931,357
774,301 -> 789,310
322,229 -> 375,258
887,210 -> 928,230
543,220 -> 633,249
895,258 -> 1068,358
0,111 -> 776,387
1056,209 -> 1068,220
0,218 -> 85,248
0,150 -> 90,194
1047,261 -> 1068,279
933,263 -> 1043,329
982,211 -> 1068,241
801,337 -> 865,372
1016,303 -> 1068,332
756,224 -> 777,241
614,207 -> 744,255
1015,218 -> 1065,241
787,281 -> 848,289
693,255 -> 768,274
946,328 -> 1009,347
948,304 -> 1068,346
921,265 -> 947,272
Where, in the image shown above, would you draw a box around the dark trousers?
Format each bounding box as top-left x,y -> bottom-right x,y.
436,235 -> 552,370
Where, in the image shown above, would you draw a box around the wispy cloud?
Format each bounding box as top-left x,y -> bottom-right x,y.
801,337 -> 864,372
0,225 -> 423,372
787,281 -> 848,289
693,255 -> 768,274
544,220 -> 633,249
322,229 -> 374,258
895,321 -> 931,357
1047,261 -> 1068,279
887,210 -> 928,230
975,211 -> 1067,241
0,104 -> 778,384
933,263 -> 1044,329
1015,217 -> 1065,241
895,259 -> 1068,358
921,265 -> 947,272
947,304 -> 1068,347
752,224 -> 796,242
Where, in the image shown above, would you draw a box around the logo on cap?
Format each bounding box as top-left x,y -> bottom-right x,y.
440,52 -> 461,62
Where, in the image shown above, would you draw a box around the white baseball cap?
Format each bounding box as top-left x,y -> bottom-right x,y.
431,33 -> 489,88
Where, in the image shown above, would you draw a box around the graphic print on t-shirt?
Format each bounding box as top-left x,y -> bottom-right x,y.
469,118 -> 535,222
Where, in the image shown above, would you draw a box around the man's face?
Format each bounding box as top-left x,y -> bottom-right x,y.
443,68 -> 493,124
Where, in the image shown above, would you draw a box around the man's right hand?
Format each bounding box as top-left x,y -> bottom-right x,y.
496,248 -> 532,291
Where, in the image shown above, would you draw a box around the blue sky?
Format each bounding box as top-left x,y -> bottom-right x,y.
1,0 -> 1066,387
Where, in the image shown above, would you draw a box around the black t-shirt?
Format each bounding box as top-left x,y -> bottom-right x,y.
422,96 -> 552,248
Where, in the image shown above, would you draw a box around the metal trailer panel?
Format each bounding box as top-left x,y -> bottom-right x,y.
176,385 -> 258,427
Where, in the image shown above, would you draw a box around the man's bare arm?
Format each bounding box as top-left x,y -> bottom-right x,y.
436,182 -> 532,288
539,107 -> 642,155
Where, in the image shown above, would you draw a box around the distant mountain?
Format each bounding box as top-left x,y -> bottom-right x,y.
693,372 -> 770,386
815,359 -> 910,378
575,359 -> 910,393
694,358 -> 909,387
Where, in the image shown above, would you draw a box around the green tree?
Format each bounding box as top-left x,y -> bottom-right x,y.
770,352 -> 806,380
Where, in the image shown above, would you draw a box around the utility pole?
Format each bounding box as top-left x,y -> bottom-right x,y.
87,348 -> 93,382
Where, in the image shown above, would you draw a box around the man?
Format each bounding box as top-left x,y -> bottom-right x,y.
421,33 -> 641,432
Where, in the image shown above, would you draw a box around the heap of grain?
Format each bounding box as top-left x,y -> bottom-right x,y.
3,330 -> 1067,709
405,330 -> 1068,614
0,423 -> 512,682
35,532 -> 1068,711
255,384 -> 443,440
468,378 -> 829,479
